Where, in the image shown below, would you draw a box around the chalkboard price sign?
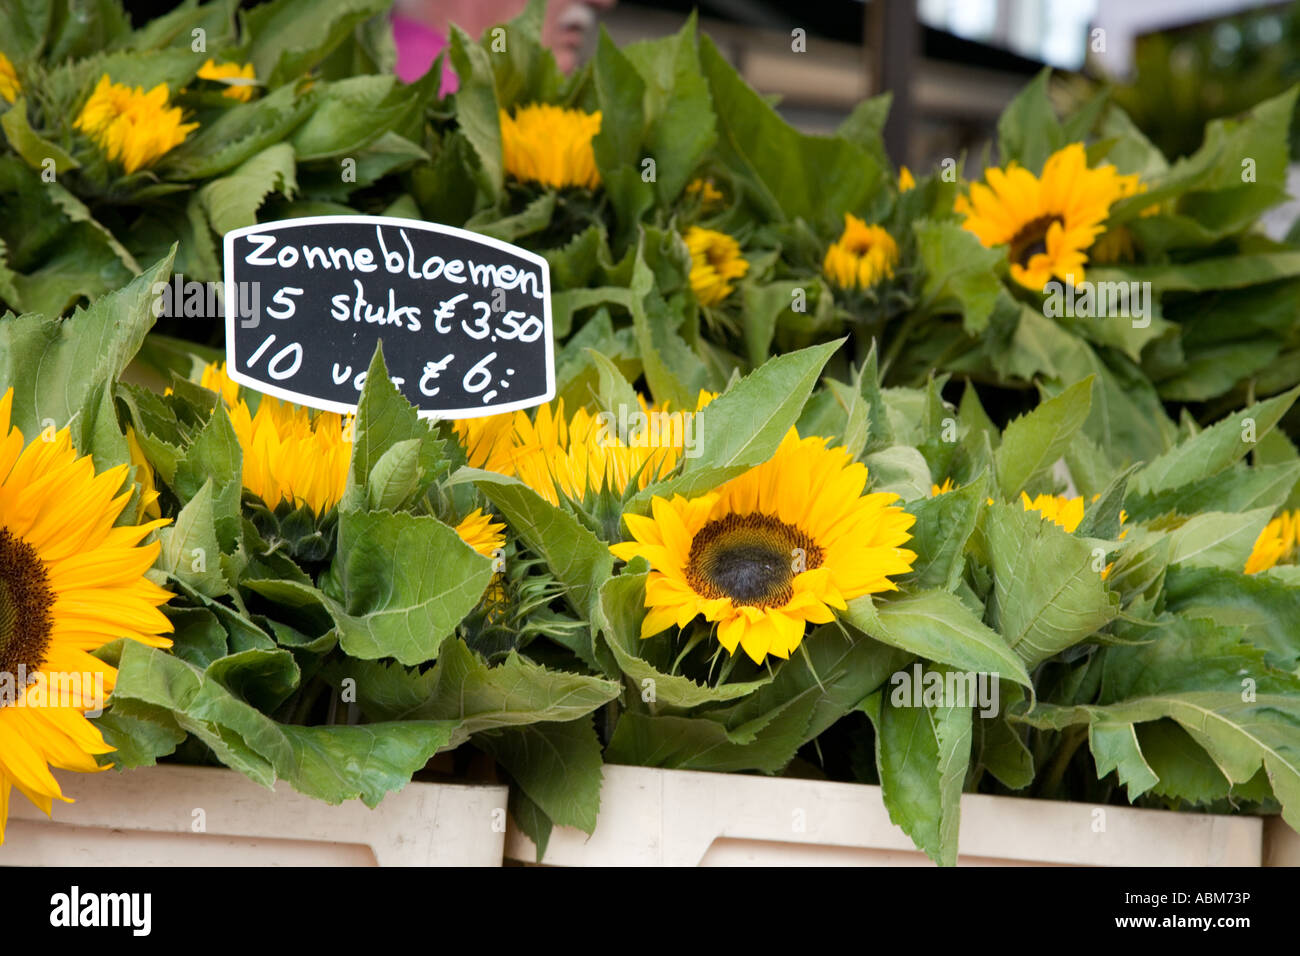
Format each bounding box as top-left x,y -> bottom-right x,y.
222,215 -> 555,418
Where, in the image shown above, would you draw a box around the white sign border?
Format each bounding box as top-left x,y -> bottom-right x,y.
222,214 -> 556,420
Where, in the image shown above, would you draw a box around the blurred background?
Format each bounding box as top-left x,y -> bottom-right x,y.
600,1 -> 1298,163
124,0 -> 1300,222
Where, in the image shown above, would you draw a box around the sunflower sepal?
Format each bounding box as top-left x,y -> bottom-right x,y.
245,497 -> 338,567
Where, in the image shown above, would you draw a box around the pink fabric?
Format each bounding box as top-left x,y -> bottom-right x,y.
392,14 -> 459,92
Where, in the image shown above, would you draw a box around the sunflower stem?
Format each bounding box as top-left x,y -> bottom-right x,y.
1039,725 -> 1088,796
797,640 -> 826,692
670,630 -> 707,676
290,676 -> 330,725
879,311 -> 924,381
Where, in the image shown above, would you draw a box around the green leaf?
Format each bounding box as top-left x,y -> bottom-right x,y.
631,276 -> 710,409
622,16 -> 717,205
986,503 -> 1119,666
364,439 -> 423,512
996,68 -> 1064,171
319,509 -> 493,664
2,98 -> 79,173
92,699 -> 186,770
464,192 -> 555,241
509,788 -> 553,862
1165,565 -> 1300,669
1013,692 -> 1300,832
471,469 -> 613,617
606,692 -> 820,773
244,0 -> 390,87
1132,387 -> 1300,495
204,647 -> 300,714
845,589 -> 1032,690
47,183 -> 140,275
290,74 -> 427,159
1165,509 -> 1272,571
0,1 -> 51,58
1089,721 -> 1160,798
331,639 -> 620,739
836,92 -> 891,168
0,250 -> 173,437
171,401 -> 243,550
1123,462 -> 1300,523
157,480 -> 228,597
448,25 -> 503,198
45,0 -> 130,61
124,0 -> 239,52
277,721 -> 458,807
159,83 -> 315,180
904,473 -> 987,591
1076,464 -> 1137,540
586,347 -> 641,420
699,34 -> 885,223
976,714 -> 1034,789
685,339 -> 841,473
112,642 -> 455,807
198,143 -> 297,234
594,572 -> 769,708
591,29 -> 653,234
1043,338 -> 1176,469
863,445 -> 932,501
341,344 -> 443,513
860,666 -> 972,866
914,220 -> 1003,332
477,717 -> 604,834
714,622 -> 910,744
994,377 -> 1093,499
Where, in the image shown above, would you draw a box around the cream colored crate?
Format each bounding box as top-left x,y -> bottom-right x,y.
4,764 -> 507,867
1264,816 -> 1300,866
507,765 -> 1263,867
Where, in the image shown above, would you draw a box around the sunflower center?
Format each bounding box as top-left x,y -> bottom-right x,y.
0,527 -> 55,704
686,513 -> 823,608
704,242 -> 730,271
1008,214 -> 1062,267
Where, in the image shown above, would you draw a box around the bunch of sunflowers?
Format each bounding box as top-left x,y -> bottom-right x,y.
1,0 -> 1299,867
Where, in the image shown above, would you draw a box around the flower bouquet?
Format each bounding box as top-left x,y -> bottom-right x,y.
0,0 -> 1297,868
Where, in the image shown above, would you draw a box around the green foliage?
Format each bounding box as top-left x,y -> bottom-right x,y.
4,3 -> 1299,866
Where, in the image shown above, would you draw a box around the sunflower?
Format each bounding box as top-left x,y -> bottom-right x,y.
457,393 -> 712,510
684,226 -> 748,306
898,166 -> 916,191
196,59 -> 257,102
455,508 -> 506,559
228,398 -> 352,517
125,428 -> 162,522
1020,491 -> 1085,533
1090,172 -> 1154,265
0,389 -> 174,842
185,360 -> 352,517
180,363 -> 346,516
74,75 -> 196,174
931,477 -> 956,497
611,430 -> 916,664
1246,510 -> 1299,575
955,143 -> 1131,291
454,411 -> 518,474
515,400 -> 688,507
823,214 -> 899,292
199,360 -> 241,408
0,53 -> 20,104
192,363 -> 493,553
500,104 -> 602,190
685,177 -> 725,208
